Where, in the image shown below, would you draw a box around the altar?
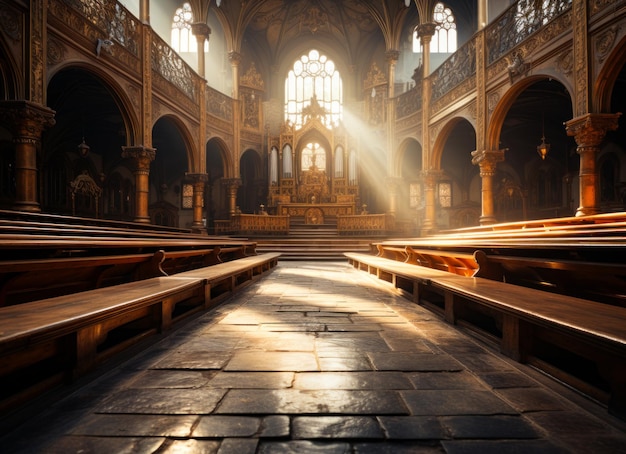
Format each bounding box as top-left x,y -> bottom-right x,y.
278,202 -> 355,224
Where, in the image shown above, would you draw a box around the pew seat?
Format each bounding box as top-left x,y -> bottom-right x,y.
0,252 -> 280,415
344,252 -> 626,420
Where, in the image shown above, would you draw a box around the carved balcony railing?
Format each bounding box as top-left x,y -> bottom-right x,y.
486,0 -> 573,65
430,36 -> 477,103
151,33 -> 199,103
396,86 -> 423,119
206,86 -> 234,122
59,0 -> 139,56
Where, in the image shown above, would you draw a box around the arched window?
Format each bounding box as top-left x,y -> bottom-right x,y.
171,3 -> 209,53
285,49 -> 342,129
413,2 -> 457,54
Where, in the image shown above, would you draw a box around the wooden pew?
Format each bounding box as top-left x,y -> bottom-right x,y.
0,252 -> 280,417
344,252 -> 626,420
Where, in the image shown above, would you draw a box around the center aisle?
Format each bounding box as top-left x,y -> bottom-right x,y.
3,262 -> 626,453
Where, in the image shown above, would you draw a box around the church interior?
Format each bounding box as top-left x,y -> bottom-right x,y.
1,0 -> 626,451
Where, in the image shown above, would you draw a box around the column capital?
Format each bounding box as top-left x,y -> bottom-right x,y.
471,148 -> 505,175
416,22 -> 437,40
385,50 -> 400,65
122,145 -> 156,172
228,51 -> 242,65
190,22 -> 211,40
421,168 -> 443,187
565,113 -> 621,151
186,172 -> 209,183
0,100 -> 56,138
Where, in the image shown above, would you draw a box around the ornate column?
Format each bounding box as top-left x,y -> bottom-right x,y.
187,173 -> 208,233
191,23 -> 210,78
420,169 -> 441,234
122,146 -> 156,223
417,23 -> 436,173
471,148 -> 505,225
223,178 -> 241,217
229,51 -> 242,179
0,101 -> 55,212
386,177 -> 402,217
565,113 -> 621,216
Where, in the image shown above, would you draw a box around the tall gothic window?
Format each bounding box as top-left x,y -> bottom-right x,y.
413,2 -> 457,53
285,49 -> 342,129
171,3 -> 208,53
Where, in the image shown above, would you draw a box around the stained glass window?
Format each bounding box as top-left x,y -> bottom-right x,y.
413,3 -> 457,53
285,50 -> 342,129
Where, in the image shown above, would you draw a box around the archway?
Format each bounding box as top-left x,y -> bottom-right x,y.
44,67 -> 133,219
436,118 -> 478,228
397,138 -> 422,230
238,149 -> 265,214
151,116 -> 192,227
494,78 -> 576,221
206,138 -> 229,230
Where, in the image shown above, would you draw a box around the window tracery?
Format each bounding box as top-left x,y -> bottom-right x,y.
285,49 -> 342,129
171,3 -> 208,53
413,2 -> 457,53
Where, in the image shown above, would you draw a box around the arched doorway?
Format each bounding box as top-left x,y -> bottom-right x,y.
151,117 -> 191,227
238,149 -> 265,214
44,68 -> 132,219
497,78 -> 576,220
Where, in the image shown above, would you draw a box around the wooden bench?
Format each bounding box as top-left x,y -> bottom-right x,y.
172,253 -> 281,304
0,252 -> 280,416
0,244 -> 256,307
345,252 -> 626,420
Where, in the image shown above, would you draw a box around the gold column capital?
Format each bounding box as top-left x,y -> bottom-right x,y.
565,113 -> 621,151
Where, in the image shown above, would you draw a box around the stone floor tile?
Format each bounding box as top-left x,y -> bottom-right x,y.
523,410 -> 616,435
557,434 -> 626,453
441,439 -> 564,454
378,416 -> 446,439
383,337 -> 437,353
161,439 -> 221,454
407,371 -> 486,390
259,322 -> 326,332
258,415 -> 291,437
352,441 -> 445,453
95,388 -> 227,414
478,371 -> 541,389
257,440 -> 351,454
441,415 -> 540,439
18,436 -> 167,454
208,371 -> 294,388
318,356 -> 375,371
401,390 -> 517,416
193,416 -> 261,437
127,370 -> 214,389
452,353 -> 514,372
326,323 -> 383,332
215,389 -> 409,415
152,351 -> 232,370
224,351 -> 319,371
292,416 -> 384,439
217,438 -> 259,454
368,352 -> 463,372
495,387 -> 570,412
69,414 -> 197,437
293,371 -> 413,390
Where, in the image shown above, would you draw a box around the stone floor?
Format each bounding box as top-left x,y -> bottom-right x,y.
3,261 -> 626,453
